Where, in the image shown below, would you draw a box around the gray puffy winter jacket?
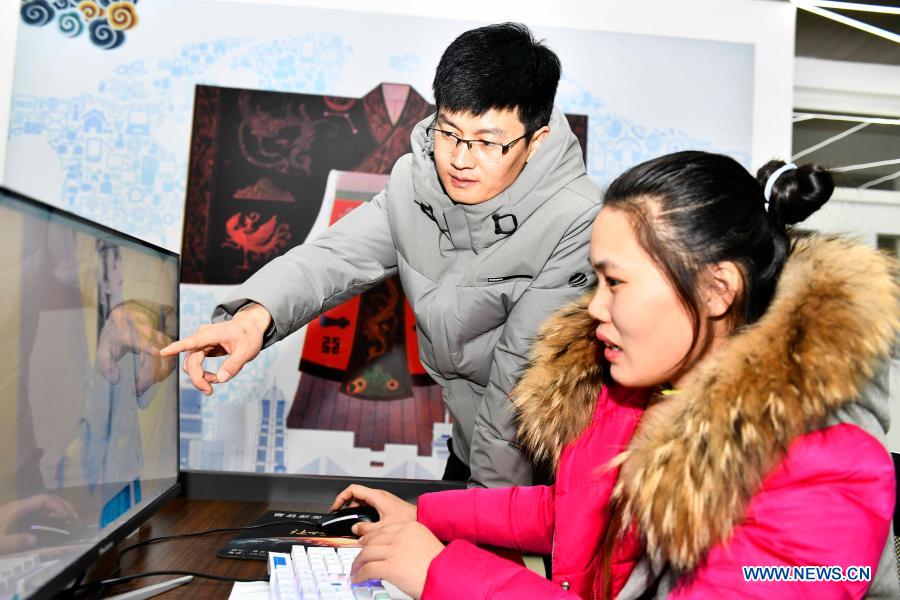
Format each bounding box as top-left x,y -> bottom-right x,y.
213,107 -> 601,487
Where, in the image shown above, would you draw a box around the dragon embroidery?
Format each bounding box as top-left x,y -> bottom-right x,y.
363,277 -> 401,360
237,92 -> 317,175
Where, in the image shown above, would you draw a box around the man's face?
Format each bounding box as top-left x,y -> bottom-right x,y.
432,108 -> 549,205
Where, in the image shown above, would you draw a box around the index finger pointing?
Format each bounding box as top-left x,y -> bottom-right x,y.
159,339 -> 194,356
160,329 -> 220,356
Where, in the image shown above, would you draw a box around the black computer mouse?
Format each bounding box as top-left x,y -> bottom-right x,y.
318,505 -> 380,537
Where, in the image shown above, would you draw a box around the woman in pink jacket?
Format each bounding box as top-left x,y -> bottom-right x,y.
333,151 -> 900,599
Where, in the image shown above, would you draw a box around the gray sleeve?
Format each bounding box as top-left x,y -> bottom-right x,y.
467,203 -> 600,488
211,188 -> 397,348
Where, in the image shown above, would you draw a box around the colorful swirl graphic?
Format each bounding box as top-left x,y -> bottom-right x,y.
78,0 -> 104,21
58,11 -> 84,37
88,19 -> 124,49
107,2 -> 138,31
22,0 -> 138,49
21,1 -> 56,27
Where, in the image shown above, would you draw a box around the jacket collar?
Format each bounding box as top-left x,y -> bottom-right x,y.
409,106 -> 587,253
512,234 -> 899,572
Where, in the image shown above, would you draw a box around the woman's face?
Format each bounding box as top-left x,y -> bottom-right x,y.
587,207 -> 695,389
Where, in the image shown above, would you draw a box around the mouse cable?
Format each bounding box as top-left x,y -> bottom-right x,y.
114,518 -> 321,570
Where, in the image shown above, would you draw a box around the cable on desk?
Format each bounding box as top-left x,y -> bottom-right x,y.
113,518 -> 320,574
69,569 -> 269,596
81,518 -> 321,597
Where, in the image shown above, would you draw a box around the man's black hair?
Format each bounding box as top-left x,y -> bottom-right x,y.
433,23 -> 561,136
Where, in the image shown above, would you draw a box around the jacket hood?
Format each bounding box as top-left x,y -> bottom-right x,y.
409,107 -> 587,252
512,234 -> 900,572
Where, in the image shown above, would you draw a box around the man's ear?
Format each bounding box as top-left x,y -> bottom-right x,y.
525,126 -> 551,162
705,261 -> 742,319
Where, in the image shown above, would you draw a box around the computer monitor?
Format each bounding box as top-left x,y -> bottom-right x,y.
0,186 -> 180,599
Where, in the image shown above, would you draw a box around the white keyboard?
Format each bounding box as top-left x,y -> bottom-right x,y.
268,546 -> 412,600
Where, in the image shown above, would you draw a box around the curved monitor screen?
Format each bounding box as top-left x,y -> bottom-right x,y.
0,188 -> 179,599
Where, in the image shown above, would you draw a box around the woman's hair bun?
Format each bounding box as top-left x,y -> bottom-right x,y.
756,160 -> 834,225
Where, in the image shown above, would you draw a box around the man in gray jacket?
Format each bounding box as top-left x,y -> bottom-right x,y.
163,23 -> 600,488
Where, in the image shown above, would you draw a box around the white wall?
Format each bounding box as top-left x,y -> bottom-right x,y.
0,1 -> 20,184
795,56 -> 900,116
211,0 -> 797,169
806,189 -> 900,244
1,0 -> 795,179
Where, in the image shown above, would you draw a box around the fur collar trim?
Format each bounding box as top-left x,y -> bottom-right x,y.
512,234 -> 899,571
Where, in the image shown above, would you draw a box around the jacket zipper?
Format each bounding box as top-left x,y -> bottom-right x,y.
476,275 -> 534,283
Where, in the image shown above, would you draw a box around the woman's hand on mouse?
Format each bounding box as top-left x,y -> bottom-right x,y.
331,484 -> 417,535
350,521 -> 443,599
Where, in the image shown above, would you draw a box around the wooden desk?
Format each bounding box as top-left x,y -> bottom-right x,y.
82,472 -> 465,599
87,498 -> 330,598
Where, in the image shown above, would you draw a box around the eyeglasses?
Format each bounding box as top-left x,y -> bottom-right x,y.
426,127 -> 529,163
